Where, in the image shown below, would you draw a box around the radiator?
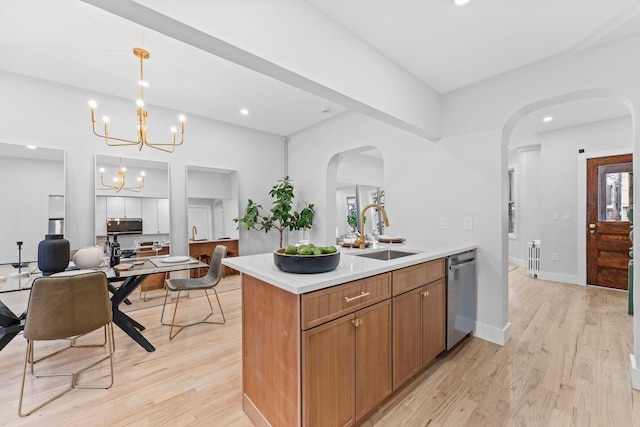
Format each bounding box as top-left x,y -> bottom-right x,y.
527,240 -> 541,277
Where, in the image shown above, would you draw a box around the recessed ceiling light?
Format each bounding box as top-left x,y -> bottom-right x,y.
542,116 -> 553,122
138,80 -> 149,87
240,108 -> 249,115
454,0 -> 470,5
321,108 -> 331,114
25,145 -> 37,150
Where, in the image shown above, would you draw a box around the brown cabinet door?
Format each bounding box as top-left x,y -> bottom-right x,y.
355,300 -> 392,420
392,289 -> 423,390
422,279 -> 446,364
302,314 -> 356,427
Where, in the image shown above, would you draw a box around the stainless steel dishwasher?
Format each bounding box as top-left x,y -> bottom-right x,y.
447,249 -> 477,350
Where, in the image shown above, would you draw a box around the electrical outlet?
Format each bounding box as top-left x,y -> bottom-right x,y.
463,217 -> 473,230
439,216 -> 448,229
551,253 -> 559,261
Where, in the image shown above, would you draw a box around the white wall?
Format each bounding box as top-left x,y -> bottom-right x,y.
0,156 -> 64,262
437,34 -> 640,386
0,70 -> 283,258
289,111 -> 510,345
187,168 -> 239,240
288,35 -> 640,368
538,117 -> 632,283
95,157 -> 169,199
507,116 -> 633,280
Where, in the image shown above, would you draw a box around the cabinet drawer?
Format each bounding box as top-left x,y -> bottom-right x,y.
302,273 -> 391,330
392,259 -> 445,296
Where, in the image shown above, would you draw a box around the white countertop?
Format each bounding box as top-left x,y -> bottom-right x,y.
189,238 -> 238,244
222,243 -> 476,294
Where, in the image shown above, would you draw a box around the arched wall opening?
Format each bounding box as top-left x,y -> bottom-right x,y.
501,87 -> 639,389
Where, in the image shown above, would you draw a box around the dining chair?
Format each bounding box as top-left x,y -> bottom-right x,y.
161,245 -> 227,339
18,271 -> 115,417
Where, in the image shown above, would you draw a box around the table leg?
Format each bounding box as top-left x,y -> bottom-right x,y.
0,301 -> 24,351
112,310 -> 155,352
118,311 -> 145,331
110,275 -> 155,352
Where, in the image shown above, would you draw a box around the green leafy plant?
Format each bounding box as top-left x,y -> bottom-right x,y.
346,209 -> 364,230
347,209 -> 358,229
234,176 -> 315,248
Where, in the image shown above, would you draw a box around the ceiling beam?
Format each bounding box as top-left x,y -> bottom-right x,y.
81,0 -> 441,140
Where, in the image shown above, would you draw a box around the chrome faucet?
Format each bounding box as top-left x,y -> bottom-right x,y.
355,204 -> 389,249
191,225 -> 198,241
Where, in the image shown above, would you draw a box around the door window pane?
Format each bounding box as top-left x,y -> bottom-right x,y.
598,162 -> 633,221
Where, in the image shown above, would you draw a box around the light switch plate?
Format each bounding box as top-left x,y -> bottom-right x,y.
463,217 -> 473,230
552,212 -> 560,221
439,216 -> 448,229
551,253 -> 559,261
563,212 -> 571,221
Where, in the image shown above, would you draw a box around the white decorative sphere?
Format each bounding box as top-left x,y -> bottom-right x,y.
73,246 -> 104,269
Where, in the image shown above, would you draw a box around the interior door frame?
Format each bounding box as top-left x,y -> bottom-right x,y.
577,148 -> 632,286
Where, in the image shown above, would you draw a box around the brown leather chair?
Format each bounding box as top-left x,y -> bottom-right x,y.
161,245 -> 227,339
18,271 -> 115,417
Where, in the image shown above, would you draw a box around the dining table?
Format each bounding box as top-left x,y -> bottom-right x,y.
0,255 -> 207,353
105,255 -> 208,352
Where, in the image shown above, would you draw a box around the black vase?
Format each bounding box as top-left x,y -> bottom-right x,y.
37,234 -> 70,276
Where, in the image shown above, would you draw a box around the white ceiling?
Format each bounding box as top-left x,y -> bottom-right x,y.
1,0 -> 638,138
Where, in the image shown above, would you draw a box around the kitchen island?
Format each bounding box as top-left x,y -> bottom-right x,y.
223,243 -> 476,427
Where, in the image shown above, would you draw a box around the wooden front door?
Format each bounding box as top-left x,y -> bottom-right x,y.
586,154 -> 633,289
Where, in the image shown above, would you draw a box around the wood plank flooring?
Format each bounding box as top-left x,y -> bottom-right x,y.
0,268 -> 638,426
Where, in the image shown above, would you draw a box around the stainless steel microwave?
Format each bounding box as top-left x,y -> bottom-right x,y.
106,218 -> 143,235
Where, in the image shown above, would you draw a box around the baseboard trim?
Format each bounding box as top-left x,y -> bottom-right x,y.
537,271 -> 581,285
243,394 -> 271,427
508,257 -> 526,268
631,354 -> 640,390
474,321 -> 512,346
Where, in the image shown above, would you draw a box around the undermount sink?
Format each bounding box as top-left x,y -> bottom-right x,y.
354,249 -> 419,261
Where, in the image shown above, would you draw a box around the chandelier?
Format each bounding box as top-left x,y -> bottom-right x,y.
98,157 -> 145,193
88,48 -> 185,153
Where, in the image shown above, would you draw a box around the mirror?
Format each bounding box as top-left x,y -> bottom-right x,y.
186,165 -> 240,291
337,184 -> 385,237
0,142 -> 65,273
335,148 -> 384,242
95,154 -> 170,254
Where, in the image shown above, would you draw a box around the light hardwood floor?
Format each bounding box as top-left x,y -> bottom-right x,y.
0,268 -> 638,426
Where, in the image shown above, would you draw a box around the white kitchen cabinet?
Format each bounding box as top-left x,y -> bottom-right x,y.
142,198 -> 170,234
106,197 -> 142,218
142,198 -> 158,234
95,196 -> 107,236
157,198 -> 170,234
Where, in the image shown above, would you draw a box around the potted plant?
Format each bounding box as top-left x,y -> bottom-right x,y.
346,208 -> 364,235
234,176 -> 315,248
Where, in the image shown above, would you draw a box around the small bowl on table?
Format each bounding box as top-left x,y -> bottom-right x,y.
273,248 -> 340,274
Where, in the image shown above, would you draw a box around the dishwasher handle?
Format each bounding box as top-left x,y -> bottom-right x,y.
449,258 -> 476,270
